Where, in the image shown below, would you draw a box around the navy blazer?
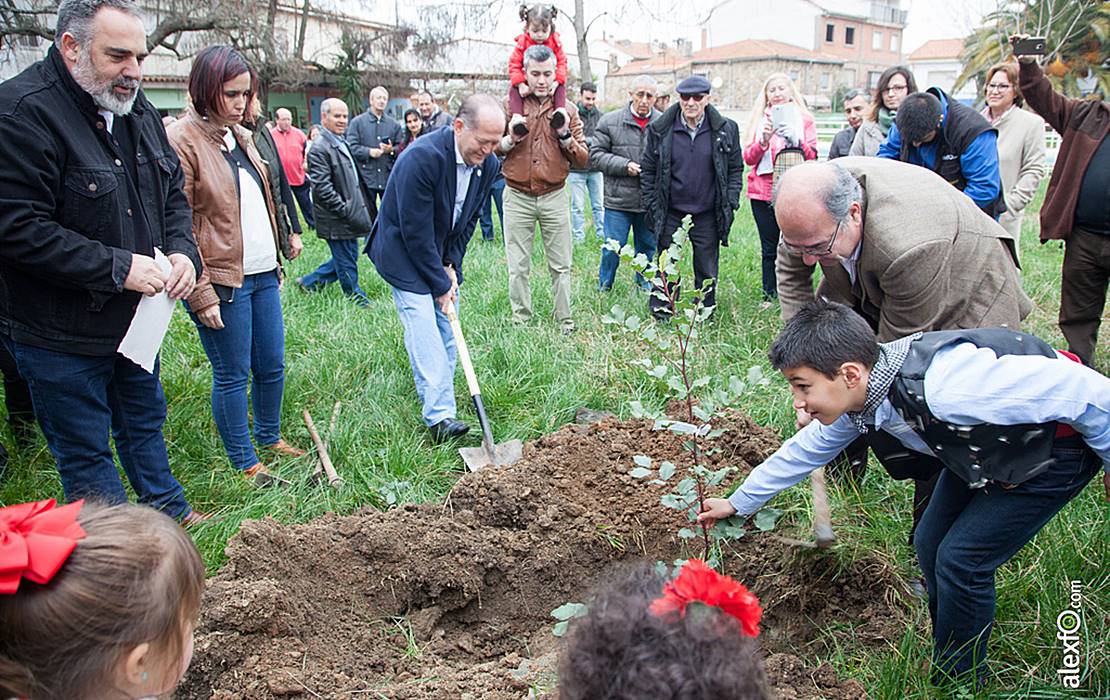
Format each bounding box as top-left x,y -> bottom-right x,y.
367,126 -> 499,296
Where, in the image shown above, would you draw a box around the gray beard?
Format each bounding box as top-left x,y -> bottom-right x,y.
71,49 -> 140,116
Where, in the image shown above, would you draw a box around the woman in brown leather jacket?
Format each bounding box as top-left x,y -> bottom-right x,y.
167,46 -> 304,487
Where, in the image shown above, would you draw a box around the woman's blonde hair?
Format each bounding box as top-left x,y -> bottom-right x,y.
0,502 -> 205,699
743,72 -> 813,144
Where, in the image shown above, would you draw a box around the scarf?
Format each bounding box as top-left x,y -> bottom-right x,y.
877,106 -> 895,137
846,332 -> 922,433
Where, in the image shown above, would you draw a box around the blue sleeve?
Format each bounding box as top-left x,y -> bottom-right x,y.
959,130 -> 1002,210
876,123 -> 900,159
727,416 -> 859,515
394,151 -> 453,297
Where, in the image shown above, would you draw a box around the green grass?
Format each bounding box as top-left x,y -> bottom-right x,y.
1,184 -> 1106,698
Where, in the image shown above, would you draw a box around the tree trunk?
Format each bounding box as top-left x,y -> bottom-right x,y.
573,0 -> 591,83
295,0 -> 310,60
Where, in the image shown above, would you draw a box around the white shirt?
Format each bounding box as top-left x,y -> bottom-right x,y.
727,341 -> 1110,516
453,137 -> 476,227
223,129 -> 277,275
839,240 -> 862,286
98,109 -> 115,134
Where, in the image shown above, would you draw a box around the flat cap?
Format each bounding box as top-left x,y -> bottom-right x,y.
676,75 -> 711,95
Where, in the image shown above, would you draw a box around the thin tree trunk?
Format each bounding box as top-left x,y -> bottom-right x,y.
573,0 -> 591,82
295,0 -> 310,60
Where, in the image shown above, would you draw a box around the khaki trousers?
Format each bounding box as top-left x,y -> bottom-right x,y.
504,186 -> 573,324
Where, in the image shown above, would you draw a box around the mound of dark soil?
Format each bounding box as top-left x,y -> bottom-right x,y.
178,412 -> 902,699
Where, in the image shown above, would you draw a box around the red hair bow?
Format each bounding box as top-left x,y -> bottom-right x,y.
650,559 -> 762,637
0,499 -> 86,595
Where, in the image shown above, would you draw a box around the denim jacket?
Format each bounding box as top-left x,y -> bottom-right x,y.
0,46 -> 199,356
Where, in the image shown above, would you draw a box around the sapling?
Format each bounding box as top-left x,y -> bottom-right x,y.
601,217 -> 771,568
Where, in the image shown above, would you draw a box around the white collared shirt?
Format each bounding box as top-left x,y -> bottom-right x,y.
453,136 -> 476,227
839,240 -> 862,285
727,341 -> 1110,516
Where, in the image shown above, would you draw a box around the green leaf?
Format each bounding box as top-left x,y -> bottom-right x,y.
754,507 -> 784,532
633,454 -> 652,467
647,365 -> 667,379
676,477 -> 697,497
666,421 -> 698,435
629,467 -> 652,479
624,316 -> 641,331
660,494 -> 687,510
658,461 -> 677,480
728,376 -> 746,397
746,366 -> 766,384
629,400 -> 646,418
609,305 -> 626,323
677,527 -> 698,539
551,602 -> 589,621
692,404 -> 712,422
552,620 -> 569,637
691,376 -> 711,389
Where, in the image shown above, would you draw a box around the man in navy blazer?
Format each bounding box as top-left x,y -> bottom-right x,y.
368,94 -> 505,440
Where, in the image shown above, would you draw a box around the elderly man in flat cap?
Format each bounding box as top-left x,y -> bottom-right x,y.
640,75 -> 743,317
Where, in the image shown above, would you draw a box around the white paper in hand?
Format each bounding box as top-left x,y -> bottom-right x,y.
117,248 -> 177,373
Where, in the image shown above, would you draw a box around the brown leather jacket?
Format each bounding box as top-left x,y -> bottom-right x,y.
500,97 -> 589,196
167,109 -> 283,312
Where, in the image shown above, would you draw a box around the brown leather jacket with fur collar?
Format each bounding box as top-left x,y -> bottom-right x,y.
499,97 -> 589,196
167,109 -> 283,312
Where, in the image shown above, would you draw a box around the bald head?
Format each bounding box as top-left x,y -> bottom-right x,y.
774,162 -> 863,264
274,107 -> 292,132
454,93 -> 506,166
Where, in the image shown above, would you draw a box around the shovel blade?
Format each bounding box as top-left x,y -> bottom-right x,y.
458,439 -> 524,471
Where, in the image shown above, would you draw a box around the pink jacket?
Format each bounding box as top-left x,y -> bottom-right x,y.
743,110 -> 818,201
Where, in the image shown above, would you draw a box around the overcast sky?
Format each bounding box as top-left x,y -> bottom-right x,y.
417,0 -> 1000,54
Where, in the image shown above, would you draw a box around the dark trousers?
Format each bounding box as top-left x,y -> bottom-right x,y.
1059,226 -> 1109,368
0,341 -> 34,433
291,183 -> 315,229
832,432 -> 942,543
368,188 -> 383,225
301,238 -> 367,304
480,178 -> 506,241
914,436 -> 1099,683
2,338 -> 192,520
750,198 -> 779,299
650,209 -> 720,316
508,82 -> 567,114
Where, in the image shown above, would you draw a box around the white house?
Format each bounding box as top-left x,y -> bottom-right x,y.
907,37 -> 978,104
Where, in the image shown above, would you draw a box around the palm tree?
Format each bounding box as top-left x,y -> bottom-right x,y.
956,1 -> 1110,99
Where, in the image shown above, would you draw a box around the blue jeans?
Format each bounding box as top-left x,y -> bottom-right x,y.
2,338 -> 191,520
914,436 -> 1100,683
568,170 -> 604,242
301,238 -> 368,304
186,271 -> 286,471
292,183 -> 315,228
480,178 -> 506,241
391,287 -> 458,426
599,208 -> 656,291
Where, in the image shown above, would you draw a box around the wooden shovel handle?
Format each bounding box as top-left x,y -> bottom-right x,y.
810,467 -> 836,548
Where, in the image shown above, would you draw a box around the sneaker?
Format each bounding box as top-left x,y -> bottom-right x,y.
560,320 -> 576,335
550,108 -> 567,131
509,114 -> 529,137
180,509 -> 214,528
243,462 -> 290,488
262,439 -> 307,458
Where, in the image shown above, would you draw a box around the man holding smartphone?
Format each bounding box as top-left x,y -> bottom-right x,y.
1013,34 -> 1110,370
348,85 -> 405,222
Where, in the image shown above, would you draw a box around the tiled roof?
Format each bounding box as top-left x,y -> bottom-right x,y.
908,38 -> 965,61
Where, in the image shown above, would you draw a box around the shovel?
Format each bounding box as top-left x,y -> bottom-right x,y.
445,306 -> 523,471
770,467 -> 836,549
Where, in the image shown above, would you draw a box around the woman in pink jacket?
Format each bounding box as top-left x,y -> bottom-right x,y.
742,73 -> 817,310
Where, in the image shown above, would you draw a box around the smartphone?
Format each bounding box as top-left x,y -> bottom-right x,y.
1013,37 -> 1046,55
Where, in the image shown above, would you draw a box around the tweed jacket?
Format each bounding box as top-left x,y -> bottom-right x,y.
817,157 -> 1033,342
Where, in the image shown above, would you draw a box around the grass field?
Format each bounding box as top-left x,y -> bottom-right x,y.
1,183 -> 1106,699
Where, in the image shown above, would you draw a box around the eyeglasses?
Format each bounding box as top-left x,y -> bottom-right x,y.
679,93 -> 708,102
883,84 -> 908,94
780,220 -> 842,257
986,83 -> 1012,92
